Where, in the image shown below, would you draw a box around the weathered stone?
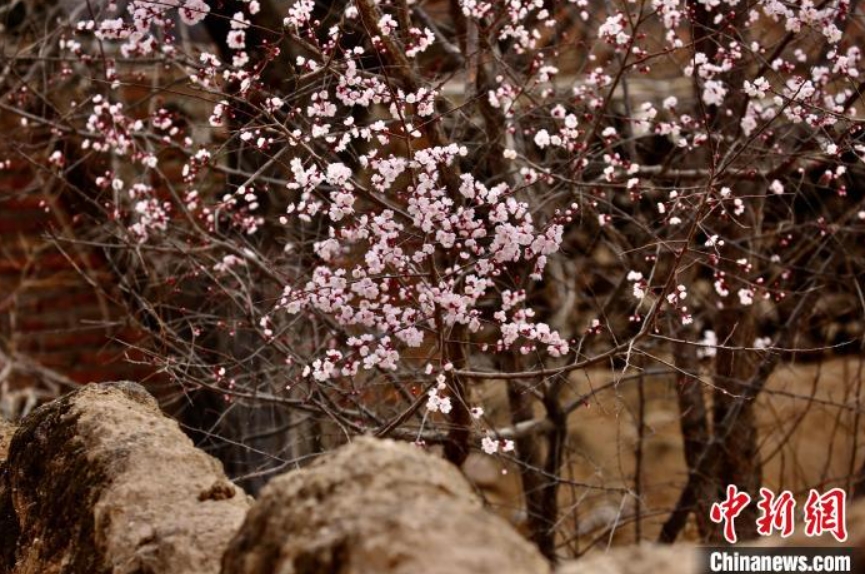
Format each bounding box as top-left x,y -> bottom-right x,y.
0,420 -> 14,462
221,436 -> 551,574
0,382 -> 249,574
0,419 -> 18,572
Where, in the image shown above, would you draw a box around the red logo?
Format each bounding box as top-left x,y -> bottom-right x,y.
710,486 -> 847,543
710,485 -> 752,543
803,488 -> 847,542
755,487 -> 796,538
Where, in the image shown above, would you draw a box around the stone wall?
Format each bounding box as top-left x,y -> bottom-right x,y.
3,382 -> 864,574
0,383 -> 549,574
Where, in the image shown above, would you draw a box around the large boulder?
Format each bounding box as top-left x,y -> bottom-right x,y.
0,420 -> 14,462
0,419 -> 17,570
0,382 -> 250,574
221,436 -> 551,574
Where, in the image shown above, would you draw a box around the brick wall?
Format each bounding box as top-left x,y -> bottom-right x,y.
0,129 -> 155,418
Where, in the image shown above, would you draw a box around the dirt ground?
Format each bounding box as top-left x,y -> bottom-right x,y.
464,356 -> 865,554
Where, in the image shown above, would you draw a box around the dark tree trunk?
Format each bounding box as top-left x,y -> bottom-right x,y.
660,332 -> 717,542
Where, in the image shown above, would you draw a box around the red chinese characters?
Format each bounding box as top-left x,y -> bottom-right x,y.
710,485 -> 752,544
755,487 -> 796,538
803,488 -> 847,542
710,486 -> 848,543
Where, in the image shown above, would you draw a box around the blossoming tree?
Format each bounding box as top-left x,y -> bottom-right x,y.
3,0 -> 865,558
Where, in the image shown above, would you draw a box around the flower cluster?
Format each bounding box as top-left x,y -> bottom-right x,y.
41,0 -> 862,461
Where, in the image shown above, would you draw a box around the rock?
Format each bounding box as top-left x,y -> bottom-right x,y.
556,544 -> 700,574
0,419 -> 18,571
0,420 -> 14,462
221,436 -> 550,574
0,382 -> 250,574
